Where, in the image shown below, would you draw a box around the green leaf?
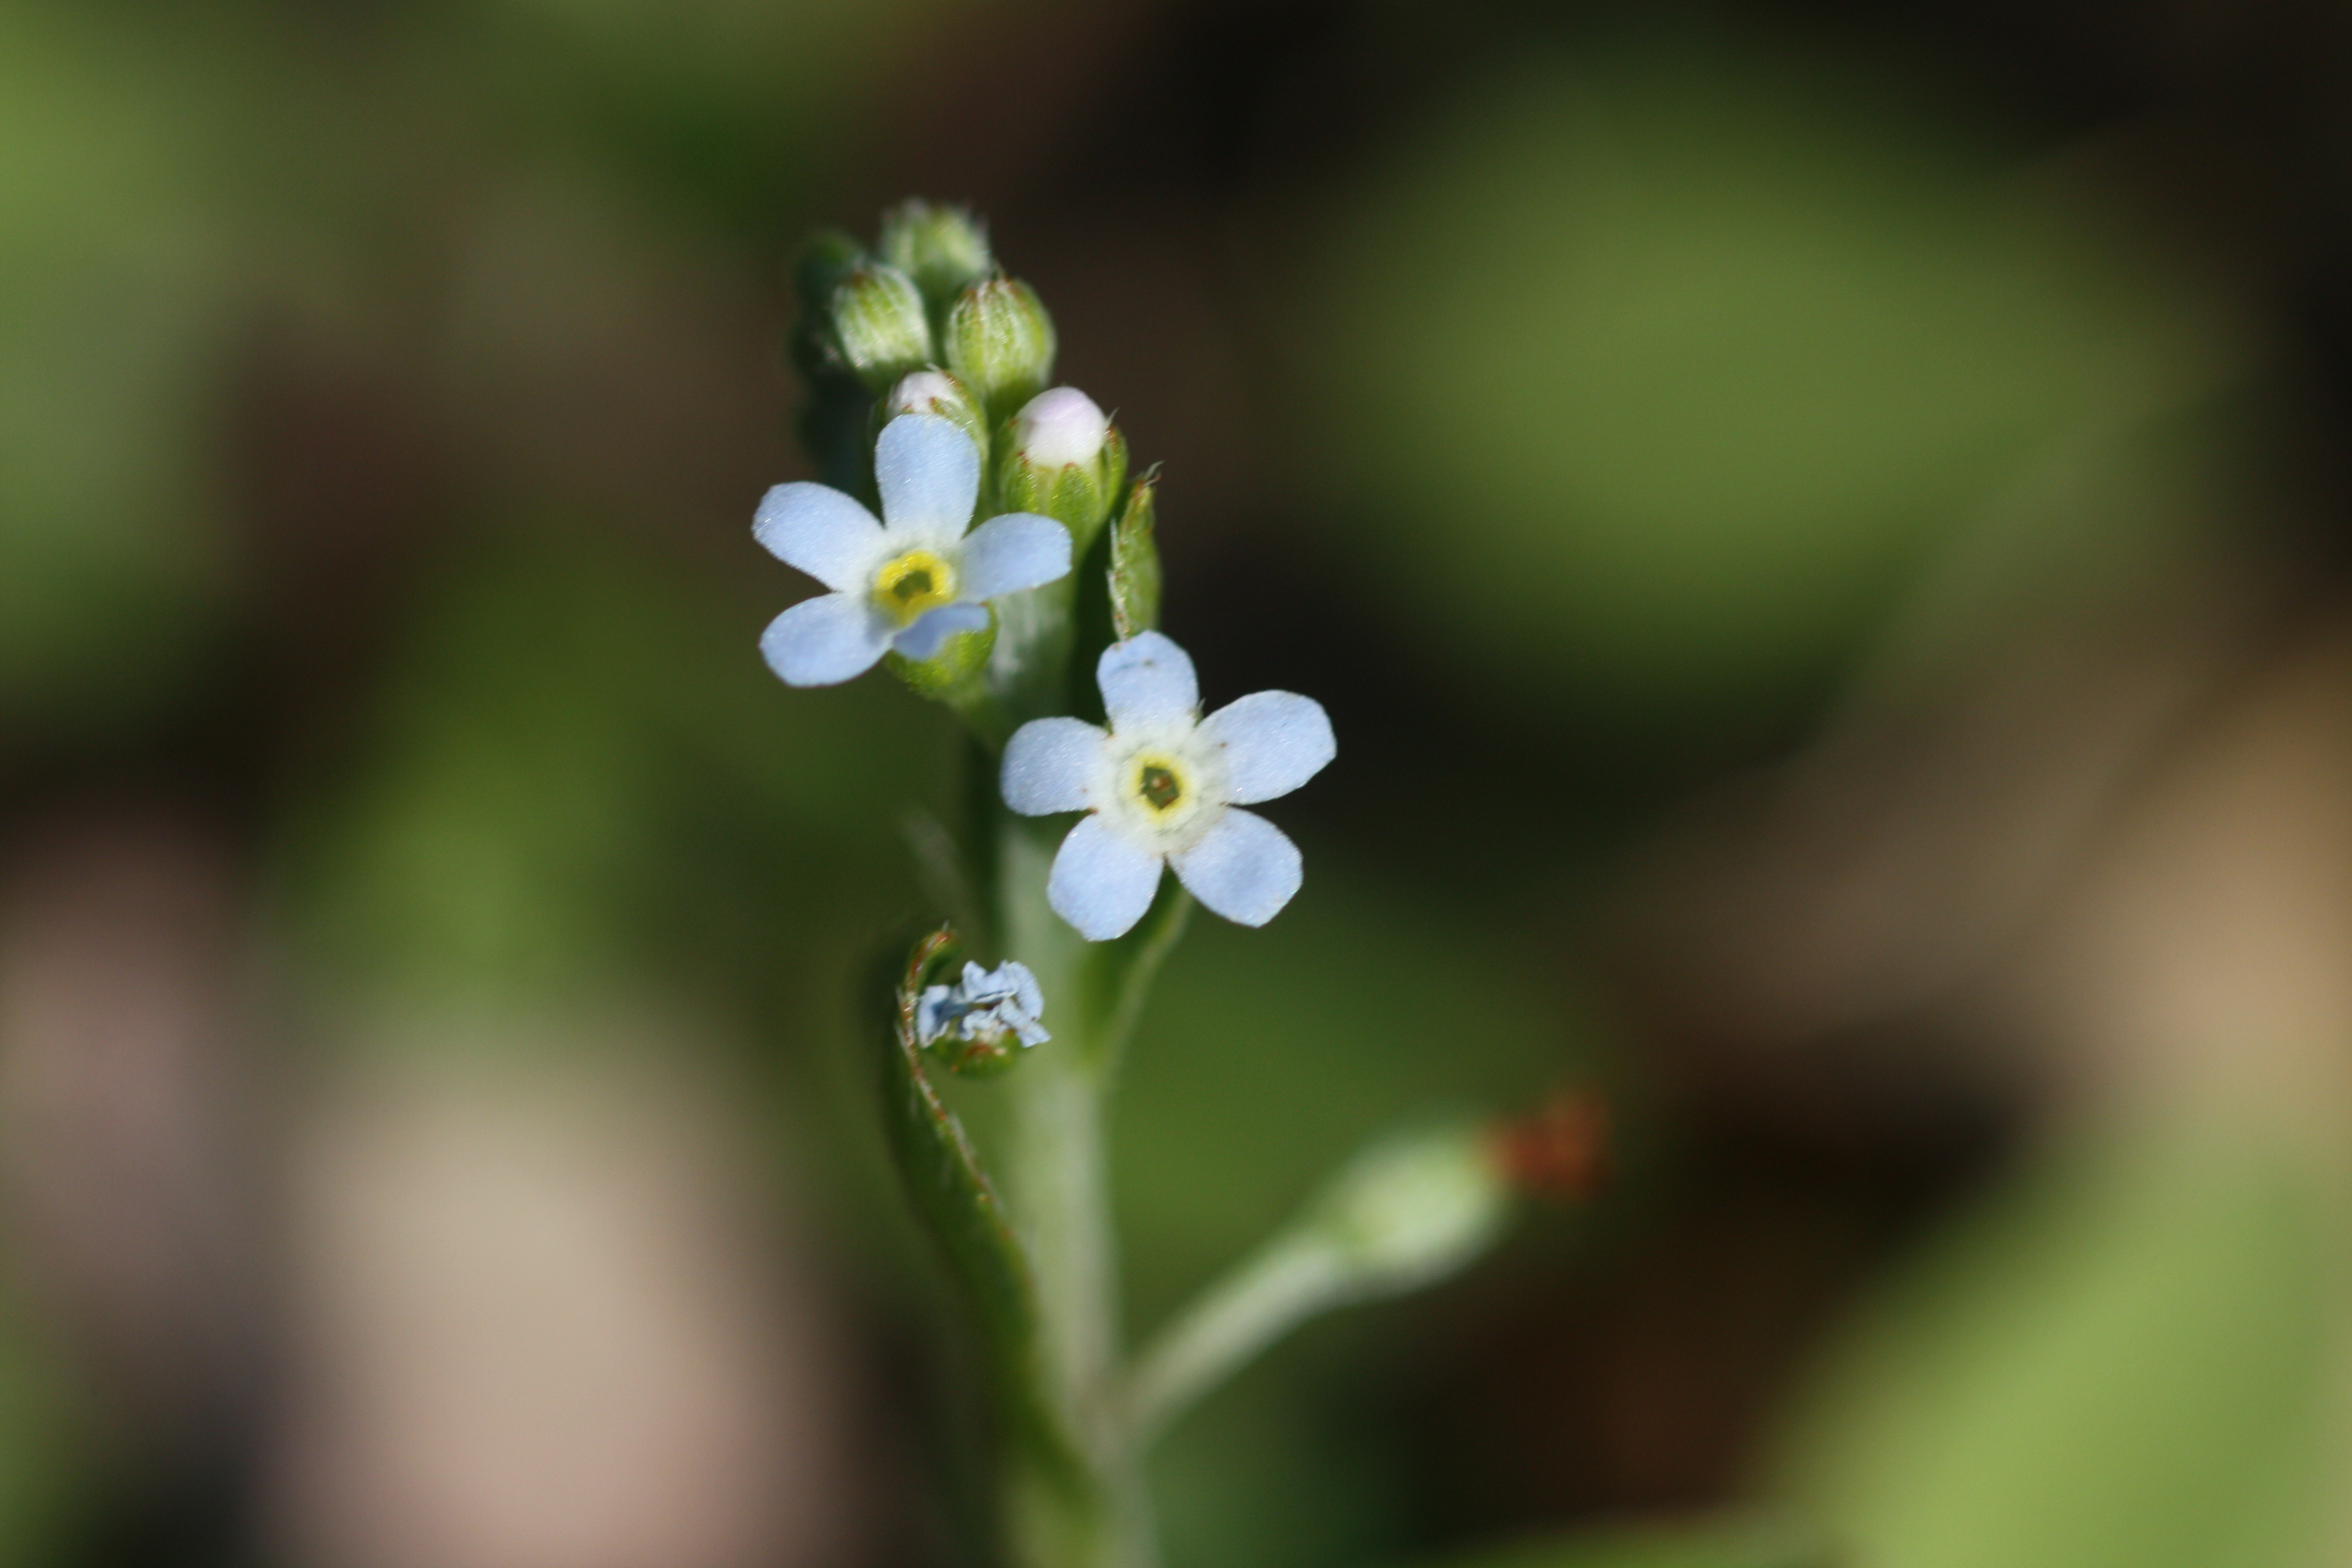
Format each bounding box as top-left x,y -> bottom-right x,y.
1771,1130 -> 2337,1568
1108,472 -> 1162,641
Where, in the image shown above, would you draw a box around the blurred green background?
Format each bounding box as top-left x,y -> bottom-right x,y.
4,3 -> 2351,1567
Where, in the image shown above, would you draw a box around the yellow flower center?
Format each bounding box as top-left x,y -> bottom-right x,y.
1128,754 -> 1188,816
873,549 -> 957,624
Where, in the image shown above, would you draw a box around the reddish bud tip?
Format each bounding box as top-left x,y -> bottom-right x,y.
1487,1090 -> 1609,1203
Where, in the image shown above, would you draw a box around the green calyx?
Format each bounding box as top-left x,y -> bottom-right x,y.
830,263 -> 934,391
948,277 -> 1057,419
883,368 -> 992,465
880,200 -> 995,313
1002,422 -> 1126,557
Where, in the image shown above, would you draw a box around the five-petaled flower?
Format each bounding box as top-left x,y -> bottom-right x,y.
917,959 -> 1051,1048
1001,632 -> 1336,940
755,413 -> 1071,685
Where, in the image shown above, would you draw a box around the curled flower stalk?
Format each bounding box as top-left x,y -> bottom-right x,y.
754,204 -> 1551,1568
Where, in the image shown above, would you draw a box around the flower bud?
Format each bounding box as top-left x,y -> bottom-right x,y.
945,277 -> 1055,418
829,264 -> 934,391
1014,386 -> 1108,467
1308,1123 -> 1511,1295
879,200 -> 995,308
1000,385 -> 1125,553
885,369 -> 990,462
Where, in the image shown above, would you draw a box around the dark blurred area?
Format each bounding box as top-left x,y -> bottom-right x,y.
7,2 -> 2352,1566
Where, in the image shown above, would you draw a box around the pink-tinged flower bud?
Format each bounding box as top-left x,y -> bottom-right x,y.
1001,385 -> 1125,553
1013,386 -> 1108,469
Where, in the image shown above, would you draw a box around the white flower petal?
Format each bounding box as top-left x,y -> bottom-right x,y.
1197,692 -> 1336,804
760,594 -> 892,687
959,513 -> 1071,600
1000,960 -> 1045,1020
875,413 -> 979,540
753,483 -> 885,591
1168,808 -> 1303,928
1048,815 -> 1164,941
1001,717 -> 1108,814
891,602 -> 990,662
1098,631 -> 1199,729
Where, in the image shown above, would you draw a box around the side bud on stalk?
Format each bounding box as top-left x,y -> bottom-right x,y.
946,277 -> 1055,418
1125,1119 -> 1513,1439
880,200 -> 995,311
1001,386 -> 1127,553
1308,1123 -> 1512,1295
888,369 -> 991,464
830,264 -> 934,391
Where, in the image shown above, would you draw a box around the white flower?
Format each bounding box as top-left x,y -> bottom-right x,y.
1000,631 -> 1336,940
917,960 -> 1050,1048
754,414 -> 1072,685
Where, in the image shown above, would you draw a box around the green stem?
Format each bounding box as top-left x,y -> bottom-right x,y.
998,823 -> 1155,1568
1125,1242 -> 1346,1446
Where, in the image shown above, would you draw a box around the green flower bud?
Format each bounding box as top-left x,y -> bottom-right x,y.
1307,1123 -> 1511,1293
879,200 -> 995,309
945,277 -> 1055,418
830,264 -> 934,391
885,368 -> 990,465
999,386 -> 1125,553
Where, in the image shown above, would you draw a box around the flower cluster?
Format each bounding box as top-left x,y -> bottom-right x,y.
755,202 -> 1337,958
918,959 -> 1050,1048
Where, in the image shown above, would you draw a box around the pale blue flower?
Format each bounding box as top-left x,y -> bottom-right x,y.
754,414 -> 1071,685
1000,631 -> 1336,940
917,960 -> 1050,1048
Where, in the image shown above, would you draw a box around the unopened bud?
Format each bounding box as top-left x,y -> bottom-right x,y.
1309,1123 -> 1510,1294
879,200 -> 995,308
886,369 -> 990,461
830,264 -> 934,391
945,277 -> 1055,418
1001,385 -> 1124,552
1014,386 -> 1108,467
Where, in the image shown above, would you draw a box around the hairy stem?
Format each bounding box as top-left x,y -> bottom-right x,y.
999,824 -> 1154,1568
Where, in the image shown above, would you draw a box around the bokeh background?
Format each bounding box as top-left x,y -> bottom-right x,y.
7,2 -> 2352,1566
